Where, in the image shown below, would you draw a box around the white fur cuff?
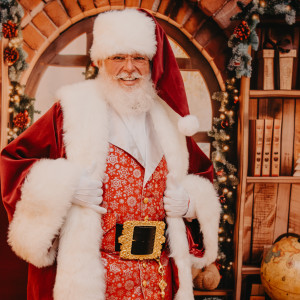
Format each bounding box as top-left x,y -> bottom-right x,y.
8,158 -> 83,267
182,174 -> 221,268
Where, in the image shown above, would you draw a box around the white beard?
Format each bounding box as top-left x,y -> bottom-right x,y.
96,67 -> 157,116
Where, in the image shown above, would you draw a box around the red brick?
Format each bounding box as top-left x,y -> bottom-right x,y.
32,12 -> 57,38
19,0 -> 42,11
44,2 -> 70,27
110,0 -> 125,6
22,24 -> 45,50
141,0 -> 155,10
78,0 -> 96,11
94,0 -> 110,7
199,0 -> 225,17
61,0 -> 83,18
125,0 -> 140,7
194,19 -> 220,48
183,10 -> 207,36
173,2 -> 192,26
213,0 -> 251,30
22,42 -> 36,63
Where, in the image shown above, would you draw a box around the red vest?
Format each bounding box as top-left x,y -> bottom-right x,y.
101,144 -> 172,299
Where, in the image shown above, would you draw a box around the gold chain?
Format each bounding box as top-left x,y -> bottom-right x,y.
156,258 -> 167,299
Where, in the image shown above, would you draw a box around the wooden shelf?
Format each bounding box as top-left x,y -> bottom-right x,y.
242,265 -> 260,275
193,289 -> 233,296
247,176 -> 300,183
249,90 -> 300,98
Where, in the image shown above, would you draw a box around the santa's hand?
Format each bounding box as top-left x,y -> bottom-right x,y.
72,172 -> 107,214
163,176 -> 189,218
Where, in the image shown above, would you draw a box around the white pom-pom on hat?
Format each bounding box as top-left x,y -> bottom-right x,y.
178,115 -> 200,136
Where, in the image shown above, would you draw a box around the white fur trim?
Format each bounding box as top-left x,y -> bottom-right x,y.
54,206 -> 105,300
166,217 -> 194,300
182,175 -> 221,269
8,158 -> 83,268
54,80 -> 110,299
150,98 -> 189,181
178,115 -> 200,137
90,9 -> 157,61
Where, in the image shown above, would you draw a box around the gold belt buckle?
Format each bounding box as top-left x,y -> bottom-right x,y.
118,220 -> 166,260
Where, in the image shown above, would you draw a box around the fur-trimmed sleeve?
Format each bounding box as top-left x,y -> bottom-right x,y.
0,103 -> 83,267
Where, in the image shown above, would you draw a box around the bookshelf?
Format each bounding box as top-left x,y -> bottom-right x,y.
234,42 -> 300,299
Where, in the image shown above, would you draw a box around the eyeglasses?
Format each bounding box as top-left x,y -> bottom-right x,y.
107,54 -> 149,66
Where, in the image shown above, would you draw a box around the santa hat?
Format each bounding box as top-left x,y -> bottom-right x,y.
90,9 -> 200,137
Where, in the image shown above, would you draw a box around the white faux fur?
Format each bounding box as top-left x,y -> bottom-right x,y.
182,175 -> 221,269
178,115 -> 200,137
8,158 -> 83,267
54,206 -> 105,300
54,80 -> 110,300
90,9 -> 157,62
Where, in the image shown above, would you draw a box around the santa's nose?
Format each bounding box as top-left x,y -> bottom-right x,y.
123,58 -> 135,72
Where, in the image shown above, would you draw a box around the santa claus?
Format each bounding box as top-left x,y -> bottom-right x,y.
0,9 -> 220,300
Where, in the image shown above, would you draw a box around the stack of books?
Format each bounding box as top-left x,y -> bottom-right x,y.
248,119 -> 282,176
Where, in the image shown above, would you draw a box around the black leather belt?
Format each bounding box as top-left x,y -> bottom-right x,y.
115,221 -> 166,260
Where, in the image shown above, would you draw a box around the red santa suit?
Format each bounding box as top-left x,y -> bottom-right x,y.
0,9 -> 220,300
1,79 -> 220,300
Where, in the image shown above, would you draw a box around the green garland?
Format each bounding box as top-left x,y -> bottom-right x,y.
0,0 -> 37,142
228,0 -> 298,78
208,78 -> 239,286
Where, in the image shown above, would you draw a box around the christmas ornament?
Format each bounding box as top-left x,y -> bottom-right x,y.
13,110 -> 30,129
2,20 -> 18,39
233,21 -> 250,41
4,47 -> 19,66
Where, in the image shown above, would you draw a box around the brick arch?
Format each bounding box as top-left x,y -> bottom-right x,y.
19,0 -> 245,91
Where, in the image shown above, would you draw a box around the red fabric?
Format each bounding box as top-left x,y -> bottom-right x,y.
101,144 -> 172,299
139,9 -> 190,118
138,9 -> 214,183
0,102 -> 65,222
0,103 -> 65,300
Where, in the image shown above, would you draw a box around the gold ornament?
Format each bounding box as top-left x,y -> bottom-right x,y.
259,0 -> 266,8
252,14 -> 259,21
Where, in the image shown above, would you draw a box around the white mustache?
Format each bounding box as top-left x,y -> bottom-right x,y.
115,72 -> 142,80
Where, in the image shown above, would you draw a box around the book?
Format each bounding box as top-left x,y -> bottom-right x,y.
271,119 -> 282,176
281,99 -> 295,175
262,119 -> 273,176
249,119 -> 264,176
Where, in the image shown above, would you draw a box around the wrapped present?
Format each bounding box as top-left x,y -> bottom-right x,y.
263,31 -> 296,90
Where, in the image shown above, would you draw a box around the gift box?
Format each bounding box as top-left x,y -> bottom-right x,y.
257,49 -> 275,90
279,49 -> 297,90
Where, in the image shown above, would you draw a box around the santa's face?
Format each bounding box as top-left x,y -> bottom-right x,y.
98,53 -> 151,88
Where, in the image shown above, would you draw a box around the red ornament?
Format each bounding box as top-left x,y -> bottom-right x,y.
220,195 -> 226,204
4,47 -> 19,66
13,110 -> 30,129
233,21 -> 250,41
2,20 -> 18,39
216,170 -> 224,176
221,120 -> 229,128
